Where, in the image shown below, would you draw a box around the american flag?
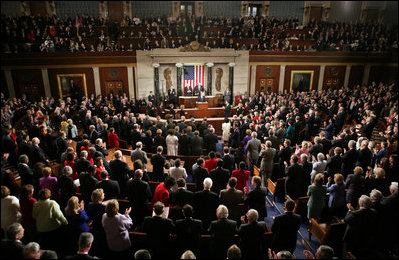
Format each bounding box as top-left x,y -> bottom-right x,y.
183,65 -> 205,95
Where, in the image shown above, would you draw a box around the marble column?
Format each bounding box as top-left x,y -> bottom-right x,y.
176,63 -> 183,97
362,65 -> 371,86
153,63 -> 160,105
250,65 -> 256,95
318,65 -> 326,91
92,67 -> 101,96
228,63 -> 235,104
344,65 -> 351,89
206,63 -> 214,95
127,66 -> 134,99
41,68 -> 52,97
279,65 -> 286,93
4,70 -> 16,97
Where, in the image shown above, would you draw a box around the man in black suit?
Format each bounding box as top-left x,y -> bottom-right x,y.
94,138 -> 108,158
56,131 -> 70,162
271,199 -> 301,253
244,176 -> 268,221
278,139 -> 293,177
31,137 -> 49,166
343,195 -> 379,258
204,128 -> 219,154
65,232 -> 97,259
219,177 -> 243,223
178,129 -> 191,156
126,169 -> 152,229
193,158 -> 209,191
170,178 -> 194,207
175,204 -> 203,256
18,134 -> 33,159
1,223 -> 25,259
17,154 -> 34,186
221,147 -> 233,170
79,165 -> 98,207
356,139 -> 372,173
95,171 -> 120,200
230,123 -> 241,149
150,146 -> 166,182
148,91 -> 155,104
193,177 -> 219,231
1,128 -> 18,166
75,150 -> 92,175
168,85 -> 177,107
191,130 -> 203,156
309,137 -> 323,158
209,159 -> 230,195
304,111 -> 314,141
208,205 -> 238,259
184,85 -> 193,96
361,117 -> 375,140
319,131 -> 332,155
193,85 -> 200,96
335,107 -> 346,135
109,150 -> 131,198
141,201 -> 175,259
238,209 -> 268,259
285,155 -> 306,200
326,147 -> 343,179
224,101 -> 232,118
341,140 -> 359,178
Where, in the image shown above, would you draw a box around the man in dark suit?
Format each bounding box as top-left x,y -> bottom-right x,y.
304,111 -> 315,141
356,139 -> 372,173
343,195 -> 379,258
238,209 -> 268,259
278,139 -> 293,177
79,165 -> 98,207
208,205 -> 238,259
341,140 -> 359,178
193,85 -> 200,96
94,138 -> 108,158
193,158 -> 209,191
244,176 -> 268,221
1,128 -> 18,166
319,132 -> 332,155
193,177 -> 219,231
17,154 -> 34,186
88,125 -> 99,145
246,132 -> 262,175
326,147 -> 343,179
209,159 -> 230,195
95,171 -> 120,200
335,107 -> 346,135
168,85 -> 177,107
142,201 -> 175,259
219,177 -> 243,223
109,150 -> 131,198
184,85 -> 193,96
150,146 -> 166,182
65,232 -> 97,259
224,101 -> 232,118
18,134 -> 33,159
271,199 -> 301,253
361,117 -> 375,140
31,137 -> 48,166
1,223 -> 25,259
56,131 -> 70,162
169,178 -> 194,220
204,128 -> 219,154
309,137 -> 324,158
175,204 -> 203,256
191,130 -> 203,156
130,124 -> 142,149
381,182 -> 399,254
285,155 -> 306,200
230,123 -> 241,149
222,147 -> 235,173
75,150 -> 92,175
178,129 -> 191,156
126,169 -> 152,229
148,91 -> 155,103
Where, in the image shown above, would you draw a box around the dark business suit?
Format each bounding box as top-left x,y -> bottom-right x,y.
356,147 -> 372,172
191,135 -> 203,156
271,211 -> 302,253
193,189 -> 219,231
244,186 -> 268,220
193,166 -> 209,192
31,144 -> 47,165
142,216 -> 175,258
178,134 -> 191,156
18,163 -> 34,186
126,178 -> 152,228
74,158 -> 92,175
58,174 -> 77,210
219,188 -> 243,223
222,154 -> 235,173
209,167 -> 230,195
326,154 -> 343,179
109,159 -> 131,198
343,208 -> 378,258
150,153 -> 166,182
285,163 -> 306,199
238,221 -> 268,259
170,188 -> 194,207
89,130 -> 99,145
175,217 -> 203,256
208,218 -> 237,259
95,179 -> 120,200
341,148 -> 358,178
56,137 -> 69,161
79,172 -> 98,205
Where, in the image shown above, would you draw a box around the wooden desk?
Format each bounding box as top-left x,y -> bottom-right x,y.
179,96 -> 219,108
196,102 -> 208,110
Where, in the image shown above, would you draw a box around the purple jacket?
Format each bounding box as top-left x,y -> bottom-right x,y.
327,182 -> 346,208
102,212 -> 133,252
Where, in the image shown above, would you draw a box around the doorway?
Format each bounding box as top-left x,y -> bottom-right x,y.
247,4 -> 262,17
180,2 -> 195,16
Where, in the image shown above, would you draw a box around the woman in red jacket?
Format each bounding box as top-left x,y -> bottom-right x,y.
107,127 -> 119,150
231,161 -> 250,194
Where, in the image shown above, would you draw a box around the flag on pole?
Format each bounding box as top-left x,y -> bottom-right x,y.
183,65 -> 205,95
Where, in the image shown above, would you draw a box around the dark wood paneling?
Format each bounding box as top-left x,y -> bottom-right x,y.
99,67 -> 129,97
47,68 -> 95,99
348,66 -> 364,88
11,69 -> 44,101
255,65 -> 280,93
310,6 -> 323,21
108,1 -> 124,22
323,66 -> 346,90
29,1 -> 47,16
369,66 -> 398,85
284,66 -> 320,93
1,70 -> 9,98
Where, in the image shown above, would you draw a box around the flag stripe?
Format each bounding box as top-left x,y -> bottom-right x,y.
183,65 -> 205,96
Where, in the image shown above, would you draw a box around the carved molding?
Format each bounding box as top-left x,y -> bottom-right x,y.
180,41 -> 211,52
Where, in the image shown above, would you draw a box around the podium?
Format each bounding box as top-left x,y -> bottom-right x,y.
196,102 -> 209,110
